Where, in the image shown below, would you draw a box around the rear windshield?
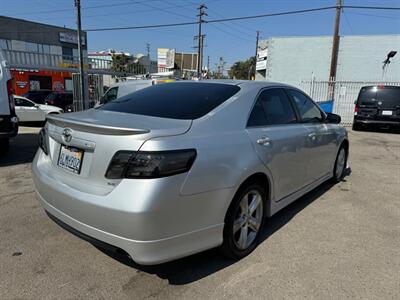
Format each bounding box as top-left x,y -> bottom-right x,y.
357,86 -> 400,107
99,82 -> 241,120
377,87 -> 400,106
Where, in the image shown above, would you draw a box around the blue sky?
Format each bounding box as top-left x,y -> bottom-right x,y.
1,0 -> 399,70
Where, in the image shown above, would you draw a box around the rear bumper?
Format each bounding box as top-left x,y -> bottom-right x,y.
38,192 -> 223,265
32,150 -> 230,265
0,115 -> 18,138
354,119 -> 400,126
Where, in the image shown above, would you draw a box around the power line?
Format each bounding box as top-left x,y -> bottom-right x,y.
344,11 -> 400,19
85,6 -> 337,32
2,5 -> 399,34
343,5 -> 400,10
342,9 -> 355,35
7,0 -> 161,16
207,23 -> 255,43
84,5 -> 400,32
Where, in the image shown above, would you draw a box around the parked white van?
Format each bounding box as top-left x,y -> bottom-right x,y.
99,78 -> 176,105
0,50 -> 18,154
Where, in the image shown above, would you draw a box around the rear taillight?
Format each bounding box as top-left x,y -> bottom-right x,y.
354,106 -> 358,115
105,149 -> 197,179
38,128 -> 49,155
6,79 -> 15,114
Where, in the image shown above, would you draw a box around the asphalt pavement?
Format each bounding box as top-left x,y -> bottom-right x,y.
0,127 -> 399,299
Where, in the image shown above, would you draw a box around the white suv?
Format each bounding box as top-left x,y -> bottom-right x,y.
0,50 -> 18,154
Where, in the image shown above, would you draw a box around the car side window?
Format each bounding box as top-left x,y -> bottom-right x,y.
15,98 -> 24,107
103,87 -> 119,103
288,89 -> 324,123
247,88 -> 297,127
15,98 -> 35,107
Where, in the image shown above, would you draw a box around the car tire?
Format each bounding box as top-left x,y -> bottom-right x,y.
331,145 -> 348,183
220,181 -> 266,260
0,138 -> 10,156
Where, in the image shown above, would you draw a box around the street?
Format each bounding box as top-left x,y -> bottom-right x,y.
0,127 -> 399,299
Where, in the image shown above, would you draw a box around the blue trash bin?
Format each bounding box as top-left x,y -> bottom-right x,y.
317,100 -> 334,113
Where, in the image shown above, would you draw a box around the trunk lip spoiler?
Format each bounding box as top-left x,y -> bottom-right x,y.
46,114 -> 150,135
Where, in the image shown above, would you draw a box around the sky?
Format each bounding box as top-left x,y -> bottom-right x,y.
1,0 -> 399,70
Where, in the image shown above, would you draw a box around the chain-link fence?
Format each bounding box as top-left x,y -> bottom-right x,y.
299,79 -> 400,126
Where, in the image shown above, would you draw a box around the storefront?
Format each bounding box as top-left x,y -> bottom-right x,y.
11,69 -> 73,95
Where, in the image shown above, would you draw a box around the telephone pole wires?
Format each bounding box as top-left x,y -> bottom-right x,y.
75,0 -> 86,111
196,4 -> 207,78
146,43 -> 151,74
254,30 -> 260,80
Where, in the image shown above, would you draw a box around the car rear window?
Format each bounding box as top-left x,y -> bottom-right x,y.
99,82 -> 241,120
357,87 -> 377,106
357,86 -> 400,107
377,87 -> 400,107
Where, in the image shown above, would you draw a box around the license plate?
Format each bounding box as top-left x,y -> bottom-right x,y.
57,145 -> 84,174
382,110 -> 393,116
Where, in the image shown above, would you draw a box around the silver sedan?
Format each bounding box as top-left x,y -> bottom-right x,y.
32,80 -> 349,265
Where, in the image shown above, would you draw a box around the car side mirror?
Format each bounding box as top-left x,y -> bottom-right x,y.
325,112 -> 341,124
34,104 -> 40,109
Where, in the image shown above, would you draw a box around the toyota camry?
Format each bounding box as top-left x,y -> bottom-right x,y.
32,81 -> 349,265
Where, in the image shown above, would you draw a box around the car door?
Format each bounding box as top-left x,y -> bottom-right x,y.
245,88 -> 311,202
287,89 -> 337,182
14,97 -> 28,122
15,98 -> 42,122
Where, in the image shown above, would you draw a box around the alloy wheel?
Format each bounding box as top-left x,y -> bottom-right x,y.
233,190 -> 264,250
335,148 -> 346,179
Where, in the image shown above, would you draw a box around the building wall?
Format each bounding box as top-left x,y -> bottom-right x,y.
337,35 -> 400,81
12,70 -> 72,95
0,16 -> 87,50
256,35 -> 400,84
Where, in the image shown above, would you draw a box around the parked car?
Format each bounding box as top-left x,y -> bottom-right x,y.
14,95 -> 63,123
32,81 -> 349,265
99,78 -> 176,106
99,80 -> 154,105
353,85 -> 400,131
44,92 -> 73,111
0,50 -> 18,155
22,90 -> 52,104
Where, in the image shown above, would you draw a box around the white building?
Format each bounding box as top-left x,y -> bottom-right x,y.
256,35 -> 400,85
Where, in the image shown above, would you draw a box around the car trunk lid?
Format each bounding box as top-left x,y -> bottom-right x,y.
44,109 -> 192,195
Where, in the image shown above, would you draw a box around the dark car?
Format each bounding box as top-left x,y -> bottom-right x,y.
44,92 -> 73,111
353,85 -> 400,131
22,90 -> 52,104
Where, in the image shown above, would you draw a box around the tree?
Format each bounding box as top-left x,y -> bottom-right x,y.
111,53 -> 141,75
228,56 -> 256,80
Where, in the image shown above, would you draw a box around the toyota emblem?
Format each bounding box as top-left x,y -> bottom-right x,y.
62,128 -> 73,143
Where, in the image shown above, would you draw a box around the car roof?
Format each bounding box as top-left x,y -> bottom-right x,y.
156,79 -> 296,89
14,95 -> 33,101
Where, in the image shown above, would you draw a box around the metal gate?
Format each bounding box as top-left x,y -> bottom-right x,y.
298,79 -> 400,126
72,73 -> 103,111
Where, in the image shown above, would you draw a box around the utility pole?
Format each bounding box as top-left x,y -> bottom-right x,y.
254,30 -> 259,80
75,0 -> 85,111
207,55 -> 210,77
146,43 -> 151,74
328,0 -> 342,99
196,4 -> 207,78
215,57 -> 226,79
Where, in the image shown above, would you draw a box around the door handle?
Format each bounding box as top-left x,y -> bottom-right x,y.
257,137 -> 271,146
